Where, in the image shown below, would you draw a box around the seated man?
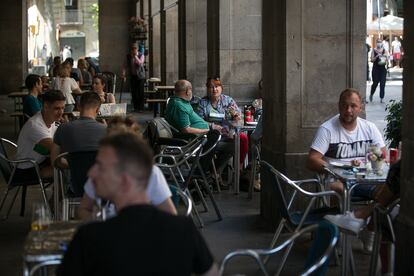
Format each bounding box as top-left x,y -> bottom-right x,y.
165,80 -> 234,172
307,88 -> 386,197
165,79 -> 213,135
57,133 -> 218,276
51,92 -> 106,196
307,88 -> 386,254
23,74 -> 43,117
15,90 -> 66,179
78,116 -> 177,219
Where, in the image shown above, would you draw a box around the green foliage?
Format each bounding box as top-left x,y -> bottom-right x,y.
384,100 -> 402,148
90,3 -> 99,30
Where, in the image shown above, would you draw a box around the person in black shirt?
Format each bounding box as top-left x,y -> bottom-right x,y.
57,132 -> 218,276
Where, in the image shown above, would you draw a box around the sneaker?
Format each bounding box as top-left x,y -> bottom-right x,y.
359,229 -> 375,253
324,212 -> 366,234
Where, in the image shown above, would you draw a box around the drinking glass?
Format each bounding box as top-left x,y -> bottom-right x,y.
31,203 -> 51,231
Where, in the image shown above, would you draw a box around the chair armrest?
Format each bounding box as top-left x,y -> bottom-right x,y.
9,158 -> 39,167
220,249 -> 267,276
173,132 -> 198,141
53,152 -> 69,169
375,198 -> 400,215
1,138 -> 17,149
154,154 -> 178,164
293,179 -> 320,186
156,137 -> 188,147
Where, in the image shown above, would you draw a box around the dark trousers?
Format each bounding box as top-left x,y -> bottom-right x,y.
370,66 -> 387,99
130,76 -> 145,111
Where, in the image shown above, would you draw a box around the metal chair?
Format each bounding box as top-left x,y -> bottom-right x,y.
169,184 -> 193,217
155,134 -> 223,226
369,198 -> 400,276
0,138 -> 52,219
146,117 -> 195,154
25,259 -> 62,276
219,221 -> 339,276
53,152 -> 95,220
260,161 -> 341,271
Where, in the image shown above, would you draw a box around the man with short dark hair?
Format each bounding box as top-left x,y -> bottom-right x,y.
57,133 -> 218,276
307,88 -> 386,238
51,92 -> 106,195
307,88 -> 386,185
15,90 -> 66,179
23,74 -> 43,117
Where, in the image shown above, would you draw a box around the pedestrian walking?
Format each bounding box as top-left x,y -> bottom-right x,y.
370,39 -> 388,103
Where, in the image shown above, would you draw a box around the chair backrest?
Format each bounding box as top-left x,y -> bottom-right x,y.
0,138 -> 17,183
260,160 -> 292,221
146,118 -> 175,150
219,222 -> 339,276
66,151 -> 97,197
303,220 -> 339,276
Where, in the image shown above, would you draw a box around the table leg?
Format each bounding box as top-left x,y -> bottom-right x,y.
234,130 -> 240,194
153,104 -> 157,117
341,187 -> 349,276
53,169 -> 60,221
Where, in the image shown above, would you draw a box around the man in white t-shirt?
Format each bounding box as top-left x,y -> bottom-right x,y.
307,88 -> 386,197
15,90 -> 66,179
79,165 -> 175,219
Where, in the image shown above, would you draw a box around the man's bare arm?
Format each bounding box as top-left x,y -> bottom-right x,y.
307,149 -> 327,173
182,127 -> 209,135
78,194 -> 95,220
156,198 -> 177,215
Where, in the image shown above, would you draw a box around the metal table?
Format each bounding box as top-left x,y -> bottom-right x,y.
229,120 -> 257,194
327,163 -> 389,276
23,221 -> 82,276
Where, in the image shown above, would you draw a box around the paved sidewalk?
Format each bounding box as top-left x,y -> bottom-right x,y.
365,81 -> 402,140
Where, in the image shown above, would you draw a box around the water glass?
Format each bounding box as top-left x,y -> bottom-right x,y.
31,203 -> 51,231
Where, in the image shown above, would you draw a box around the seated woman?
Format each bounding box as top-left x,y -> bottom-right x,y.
92,75 -> 116,104
51,63 -> 79,112
197,77 -> 249,170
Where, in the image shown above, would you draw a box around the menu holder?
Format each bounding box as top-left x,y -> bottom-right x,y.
99,103 -> 127,117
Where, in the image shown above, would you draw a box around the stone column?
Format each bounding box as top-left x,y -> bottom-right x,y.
0,0 -> 27,94
186,0 -> 208,95
395,0 -> 414,273
261,0 -> 366,226
219,0 -> 262,102
99,0 -> 135,77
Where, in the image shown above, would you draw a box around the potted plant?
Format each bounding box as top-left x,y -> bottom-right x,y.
384,100 -> 402,148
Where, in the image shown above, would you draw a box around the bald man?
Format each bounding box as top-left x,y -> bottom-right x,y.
165,80 -> 214,134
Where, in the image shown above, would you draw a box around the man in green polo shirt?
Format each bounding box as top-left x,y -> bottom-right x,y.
166,80 -> 214,134
166,79 -> 233,173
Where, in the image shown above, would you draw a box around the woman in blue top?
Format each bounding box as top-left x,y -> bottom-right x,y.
197,78 -> 249,168
23,74 -> 43,117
